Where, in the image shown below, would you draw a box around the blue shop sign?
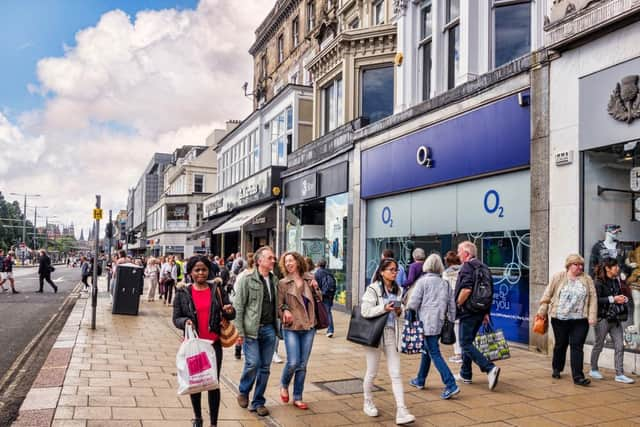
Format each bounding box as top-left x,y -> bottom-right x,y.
361,92 -> 530,199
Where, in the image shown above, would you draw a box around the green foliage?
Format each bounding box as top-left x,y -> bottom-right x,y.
0,192 -> 34,251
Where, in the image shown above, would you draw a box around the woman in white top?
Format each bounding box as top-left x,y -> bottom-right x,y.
361,257 -> 415,425
144,257 -> 160,302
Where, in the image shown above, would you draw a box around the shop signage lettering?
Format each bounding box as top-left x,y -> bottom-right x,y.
554,150 -> 573,166
416,145 -> 433,168
381,206 -> 394,227
301,174 -> 317,199
631,167 -> 640,192
252,216 -> 266,225
484,190 -> 504,218
239,184 -> 260,200
206,198 -> 224,212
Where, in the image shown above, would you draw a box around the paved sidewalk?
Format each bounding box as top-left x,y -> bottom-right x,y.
12,278 -> 640,426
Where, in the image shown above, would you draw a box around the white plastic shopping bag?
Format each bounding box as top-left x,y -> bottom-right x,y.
176,325 -> 219,395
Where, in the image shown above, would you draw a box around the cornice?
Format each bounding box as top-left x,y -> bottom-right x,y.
249,0 -> 302,56
307,24 -> 397,78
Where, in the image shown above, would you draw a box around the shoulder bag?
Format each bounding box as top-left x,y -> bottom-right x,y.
440,314 -> 456,345
216,287 -> 238,348
347,286 -> 389,347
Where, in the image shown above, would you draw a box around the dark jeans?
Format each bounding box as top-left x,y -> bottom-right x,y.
239,324 -> 277,409
81,275 -> 89,288
39,273 -> 56,291
323,299 -> 334,334
459,314 -> 495,380
551,317 -> 589,380
165,280 -> 175,304
415,335 -> 456,390
190,341 -> 223,425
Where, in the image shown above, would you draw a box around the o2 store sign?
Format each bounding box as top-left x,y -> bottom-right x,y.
416,146 -> 433,168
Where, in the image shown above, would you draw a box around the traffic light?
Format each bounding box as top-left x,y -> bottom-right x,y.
119,221 -> 126,239
105,222 -> 114,239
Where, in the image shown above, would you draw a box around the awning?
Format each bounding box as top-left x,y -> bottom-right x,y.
212,203 -> 274,235
187,213 -> 234,240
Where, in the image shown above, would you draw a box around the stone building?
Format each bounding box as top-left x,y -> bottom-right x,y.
249,0 -> 332,109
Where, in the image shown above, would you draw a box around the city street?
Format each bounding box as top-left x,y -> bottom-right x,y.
0,266 -> 82,426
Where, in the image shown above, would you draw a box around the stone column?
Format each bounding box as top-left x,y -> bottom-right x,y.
529,49 -> 551,353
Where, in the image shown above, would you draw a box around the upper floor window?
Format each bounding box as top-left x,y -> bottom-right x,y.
323,77 -> 343,134
373,0 -> 385,25
493,0 -> 531,68
292,17 -> 300,48
349,16 -> 360,29
269,107 -> 293,166
220,130 -> 259,189
261,54 -> 267,79
194,174 -> 204,193
445,0 -> 460,90
307,1 -> 315,33
419,1 -> 433,101
277,34 -> 285,63
361,65 -> 394,123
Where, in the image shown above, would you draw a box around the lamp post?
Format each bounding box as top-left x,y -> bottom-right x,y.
30,206 -> 48,250
9,193 -> 41,264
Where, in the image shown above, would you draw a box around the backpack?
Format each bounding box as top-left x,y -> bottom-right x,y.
465,263 -> 494,313
320,271 -> 337,299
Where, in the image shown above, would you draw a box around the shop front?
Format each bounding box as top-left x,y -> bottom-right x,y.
283,161 -> 350,308
361,92 -> 532,345
203,166 -> 284,258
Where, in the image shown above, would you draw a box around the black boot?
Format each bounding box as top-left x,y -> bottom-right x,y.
192,418 -> 203,427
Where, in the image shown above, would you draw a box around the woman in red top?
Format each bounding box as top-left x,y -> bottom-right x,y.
173,255 -> 235,427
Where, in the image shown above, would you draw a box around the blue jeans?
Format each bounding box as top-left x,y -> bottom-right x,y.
415,335 -> 456,390
239,324 -> 277,409
323,299 -> 334,334
281,328 -> 316,401
459,314 -> 495,380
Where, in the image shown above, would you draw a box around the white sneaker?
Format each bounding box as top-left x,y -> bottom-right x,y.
395,407 -> 415,425
272,352 -> 284,364
589,370 -> 603,380
326,332 -> 334,338
615,374 -> 635,384
363,398 -> 378,417
448,355 -> 463,363
487,366 -> 501,391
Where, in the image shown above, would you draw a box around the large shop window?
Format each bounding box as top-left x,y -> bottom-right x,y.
361,66 -> 394,124
365,171 -> 531,344
286,193 -> 349,305
493,0 -> 531,68
583,142 -> 640,352
270,107 -> 293,166
166,204 -> 189,230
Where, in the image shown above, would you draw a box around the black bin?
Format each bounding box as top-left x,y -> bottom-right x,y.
112,264 -> 144,315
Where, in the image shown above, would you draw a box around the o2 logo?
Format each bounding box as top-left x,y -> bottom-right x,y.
484,190 -> 504,218
416,146 -> 433,168
381,206 -> 393,228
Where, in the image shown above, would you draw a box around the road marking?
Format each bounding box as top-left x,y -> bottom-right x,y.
54,277 -> 65,282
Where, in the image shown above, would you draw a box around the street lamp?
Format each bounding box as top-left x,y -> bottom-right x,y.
29,205 -> 48,249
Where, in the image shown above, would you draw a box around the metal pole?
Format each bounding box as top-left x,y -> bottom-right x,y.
45,217 -> 49,251
33,206 -> 37,249
107,210 -> 112,292
22,195 -> 26,265
91,195 -> 101,330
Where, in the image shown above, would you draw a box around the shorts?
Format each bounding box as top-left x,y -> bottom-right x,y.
3,272 -> 13,280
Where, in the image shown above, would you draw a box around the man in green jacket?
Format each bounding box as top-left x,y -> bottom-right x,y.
234,246 -> 279,417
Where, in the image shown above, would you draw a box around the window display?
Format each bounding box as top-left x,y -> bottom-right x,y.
583,143 -> 640,351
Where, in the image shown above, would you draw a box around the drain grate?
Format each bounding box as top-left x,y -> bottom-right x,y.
313,378 -> 383,395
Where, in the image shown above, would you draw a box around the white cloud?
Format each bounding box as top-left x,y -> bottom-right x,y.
0,0 -> 274,238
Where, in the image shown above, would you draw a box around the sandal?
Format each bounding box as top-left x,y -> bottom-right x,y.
293,401 -> 309,410
280,388 -> 289,403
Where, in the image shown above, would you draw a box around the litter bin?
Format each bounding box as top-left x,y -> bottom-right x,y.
112,264 -> 144,315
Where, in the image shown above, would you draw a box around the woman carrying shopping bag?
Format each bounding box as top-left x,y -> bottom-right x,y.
406,254 -> 459,399
173,255 -> 236,427
277,251 -> 323,410
361,257 -> 415,425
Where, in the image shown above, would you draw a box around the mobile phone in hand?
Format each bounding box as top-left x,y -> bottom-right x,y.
392,300 -> 401,308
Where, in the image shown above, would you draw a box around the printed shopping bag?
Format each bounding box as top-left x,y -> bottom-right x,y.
473,323 -> 511,361
401,310 -> 424,355
176,325 -> 219,395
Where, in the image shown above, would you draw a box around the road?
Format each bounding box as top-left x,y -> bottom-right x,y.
0,266 -> 82,425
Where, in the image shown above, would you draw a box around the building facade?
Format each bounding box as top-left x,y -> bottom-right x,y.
546,0 -> 640,370
146,145 -> 217,258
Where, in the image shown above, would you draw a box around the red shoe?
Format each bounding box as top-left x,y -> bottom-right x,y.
293,401 -> 308,410
280,389 -> 289,403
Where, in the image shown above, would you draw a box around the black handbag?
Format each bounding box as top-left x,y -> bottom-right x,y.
346,305 -> 389,347
440,315 -> 456,345
606,302 -> 628,322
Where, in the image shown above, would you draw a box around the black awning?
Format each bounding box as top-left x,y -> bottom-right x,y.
187,213 -> 234,241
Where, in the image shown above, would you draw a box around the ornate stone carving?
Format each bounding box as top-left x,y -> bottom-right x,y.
547,0 -> 601,25
608,75 -> 640,124
393,0 -> 409,16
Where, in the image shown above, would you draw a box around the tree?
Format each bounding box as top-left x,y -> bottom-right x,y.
0,192 -> 34,251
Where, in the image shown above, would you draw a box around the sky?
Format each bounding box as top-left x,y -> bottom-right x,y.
0,0 -> 273,240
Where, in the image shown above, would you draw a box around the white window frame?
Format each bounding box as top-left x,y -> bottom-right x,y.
444,0 -> 460,90
373,0 -> 385,25
322,76 -> 343,135
419,1 -> 433,101
292,16 -> 300,48
277,34 -> 285,63
491,0 -> 532,69
307,1 -> 315,33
